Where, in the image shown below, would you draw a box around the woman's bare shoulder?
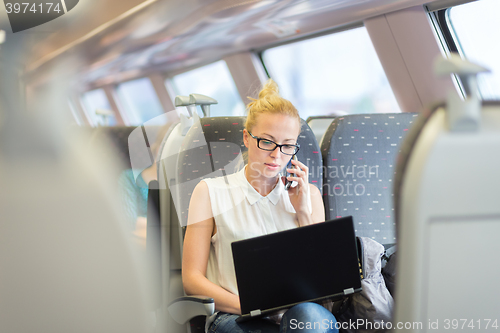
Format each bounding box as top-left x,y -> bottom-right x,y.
187,180 -> 214,226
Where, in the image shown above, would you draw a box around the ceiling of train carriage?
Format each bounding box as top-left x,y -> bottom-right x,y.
24,0 -> 433,85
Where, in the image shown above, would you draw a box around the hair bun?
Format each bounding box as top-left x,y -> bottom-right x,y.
258,79 -> 279,99
245,78 -> 300,133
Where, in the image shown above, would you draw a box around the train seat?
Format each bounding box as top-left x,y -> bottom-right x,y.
0,124 -> 154,332
156,95 -> 216,332
89,126 -> 136,169
156,114 -> 198,333
306,115 -> 337,147
320,113 -> 418,244
393,56 -> 500,328
157,95 -> 214,232
167,116 -> 322,330
394,100 -> 500,329
88,125 -> 162,184
158,114 -> 197,212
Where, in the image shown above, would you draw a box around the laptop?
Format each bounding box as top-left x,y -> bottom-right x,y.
231,216 -> 362,322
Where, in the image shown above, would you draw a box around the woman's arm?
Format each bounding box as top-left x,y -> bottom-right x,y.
182,181 -> 241,314
294,184 -> 325,225
286,159 -> 325,225
308,184 -> 325,223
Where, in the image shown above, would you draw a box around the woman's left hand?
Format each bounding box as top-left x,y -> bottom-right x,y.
283,158 -> 312,225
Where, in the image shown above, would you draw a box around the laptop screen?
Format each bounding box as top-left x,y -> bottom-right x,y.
231,216 -> 361,315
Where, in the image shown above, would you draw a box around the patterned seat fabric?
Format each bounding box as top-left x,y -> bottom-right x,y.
174,116 -> 322,227
321,113 -> 418,244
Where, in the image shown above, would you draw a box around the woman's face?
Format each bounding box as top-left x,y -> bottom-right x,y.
243,113 -> 300,179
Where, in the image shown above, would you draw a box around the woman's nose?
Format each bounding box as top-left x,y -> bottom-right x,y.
270,146 -> 282,159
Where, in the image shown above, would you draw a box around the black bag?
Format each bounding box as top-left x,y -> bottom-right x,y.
336,237 -> 394,333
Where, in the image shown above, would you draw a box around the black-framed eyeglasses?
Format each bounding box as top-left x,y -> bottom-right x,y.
248,131 -> 300,156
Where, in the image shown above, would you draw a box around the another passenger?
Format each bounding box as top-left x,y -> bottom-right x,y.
118,124 -> 170,246
182,79 -> 337,333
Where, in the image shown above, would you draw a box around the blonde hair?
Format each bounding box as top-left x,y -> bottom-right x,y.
245,79 -> 301,132
240,79 -> 301,166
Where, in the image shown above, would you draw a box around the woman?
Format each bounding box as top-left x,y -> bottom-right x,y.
182,79 -> 337,333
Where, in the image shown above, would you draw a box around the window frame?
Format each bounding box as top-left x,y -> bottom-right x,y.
432,9 -> 460,55
428,1 -> 500,100
167,59 -> 247,117
80,88 -> 116,127
256,22 -> 401,117
256,22 -> 365,84
115,77 -> 167,125
429,7 -> 467,99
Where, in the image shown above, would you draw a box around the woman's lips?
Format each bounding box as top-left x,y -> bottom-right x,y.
265,163 -> 280,170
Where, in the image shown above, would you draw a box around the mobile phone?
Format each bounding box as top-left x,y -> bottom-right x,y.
285,155 -> 298,190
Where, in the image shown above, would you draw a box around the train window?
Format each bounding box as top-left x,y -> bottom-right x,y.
447,0 -> 500,99
261,26 -> 400,119
169,60 -> 245,116
116,78 -> 166,125
81,89 -> 117,126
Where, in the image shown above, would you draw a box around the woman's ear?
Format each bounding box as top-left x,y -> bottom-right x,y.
243,129 -> 249,148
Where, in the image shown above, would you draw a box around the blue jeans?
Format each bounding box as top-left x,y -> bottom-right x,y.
208,302 -> 338,333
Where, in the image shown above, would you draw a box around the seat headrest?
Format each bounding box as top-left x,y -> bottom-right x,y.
321,113 -> 418,243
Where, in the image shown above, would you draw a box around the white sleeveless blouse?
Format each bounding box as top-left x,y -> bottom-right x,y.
202,166 -> 311,296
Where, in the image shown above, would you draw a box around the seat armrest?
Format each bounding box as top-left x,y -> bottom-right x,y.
168,296 -> 215,324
